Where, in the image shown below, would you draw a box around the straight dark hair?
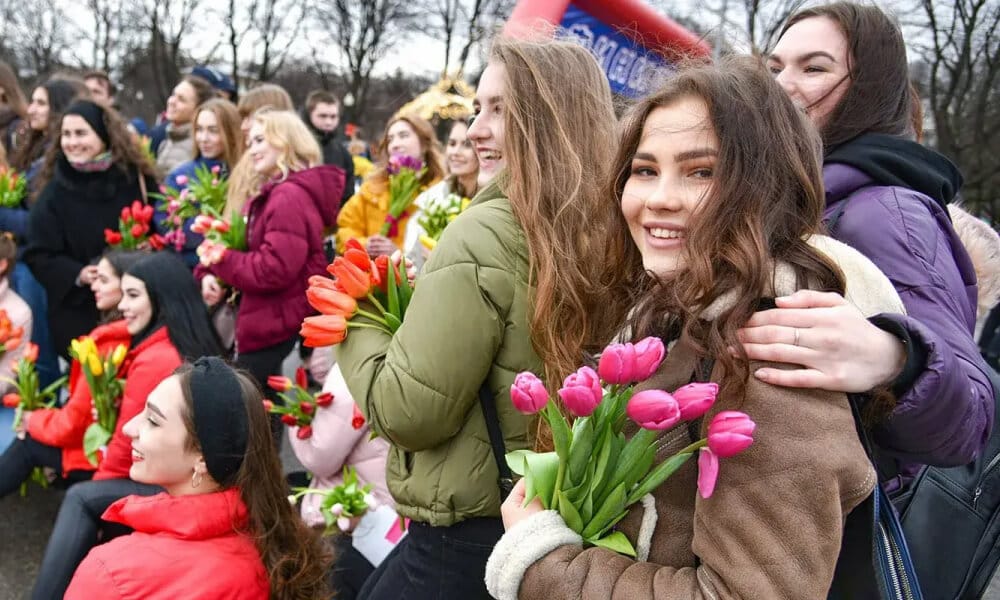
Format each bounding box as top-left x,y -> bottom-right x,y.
125,252 -> 222,359
779,2 -> 913,151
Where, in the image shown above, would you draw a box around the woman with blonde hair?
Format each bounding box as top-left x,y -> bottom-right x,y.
196,109 -> 344,442
222,84 -> 295,220
335,113 -> 445,256
336,36 -> 618,599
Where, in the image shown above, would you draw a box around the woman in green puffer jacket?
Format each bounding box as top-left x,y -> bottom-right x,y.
336,37 -> 620,599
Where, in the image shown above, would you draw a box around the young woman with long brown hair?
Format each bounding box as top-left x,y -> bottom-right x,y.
755,2 -> 995,492
487,56 -> 906,600
334,113 -> 445,256
335,36 -> 618,599
0,60 -> 28,154
65,357 -> 329,599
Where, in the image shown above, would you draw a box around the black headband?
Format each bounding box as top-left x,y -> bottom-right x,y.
64,100 -> 110,146
189,357 -> 248,486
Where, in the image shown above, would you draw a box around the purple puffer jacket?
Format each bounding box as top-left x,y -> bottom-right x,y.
824,162 -> 995,489
201,164 -> 345,353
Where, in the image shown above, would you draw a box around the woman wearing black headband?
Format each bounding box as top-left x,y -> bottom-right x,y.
30,252 -> 223,600
65,357 -> 329,599
21,99 -> 159,358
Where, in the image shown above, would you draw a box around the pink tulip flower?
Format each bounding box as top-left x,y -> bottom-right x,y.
673,382 -> 719,421
707,411 -> 756,458
626,390 -> 681,430
557,366 -> 603,417
697,447 -> 719,498
632,337 -> 666,380
510,372 -> 549,415
598,342 -> 637,384
175,175 -> 189,186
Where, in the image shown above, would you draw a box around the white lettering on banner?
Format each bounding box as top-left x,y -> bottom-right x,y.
628,55 -> 653,95
565,23 -> 596,51
592,36 -> 620,72
609,46 -> 637,85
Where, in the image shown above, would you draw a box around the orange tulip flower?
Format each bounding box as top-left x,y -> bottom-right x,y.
306,286 -> 358,317
328,257 -> 371,299
308,275 -> 341,292
344,247 -> 372,272
23,342 -> 38,363
5,336 -> 21,352
2,392 -> 20,408
300,314 -> 348,347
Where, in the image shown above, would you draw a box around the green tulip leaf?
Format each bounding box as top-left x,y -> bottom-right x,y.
546,404 -> 572,464
626,451 -> 694,505
582,481 -> 626,539
567,418 -> 595,486
557,490 -> 584,533
83,423 -> 112,467
505,449 -> 534,476
588,531 -> 637,557
521,451 -> 559,509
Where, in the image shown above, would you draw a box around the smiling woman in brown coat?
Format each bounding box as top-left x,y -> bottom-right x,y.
485,57 -> 906,600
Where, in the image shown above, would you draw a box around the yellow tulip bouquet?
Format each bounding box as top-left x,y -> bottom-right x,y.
69,338 -> 128,465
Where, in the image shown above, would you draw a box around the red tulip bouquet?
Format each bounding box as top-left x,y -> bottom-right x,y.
104,200 -> 166,251
0,167 -> 27,208
380,154 -> 426,237
299,239 -> 414,348
264,367 -> 334,440
289,466 -> 377,533
507,337 -> 756,557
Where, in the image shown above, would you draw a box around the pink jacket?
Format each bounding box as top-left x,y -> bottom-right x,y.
0,278 -> 31,396
288,363 -> 392,527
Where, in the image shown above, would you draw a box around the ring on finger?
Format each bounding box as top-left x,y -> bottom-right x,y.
792,328 -> 800,347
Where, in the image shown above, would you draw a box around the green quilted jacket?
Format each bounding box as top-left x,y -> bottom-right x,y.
337,177 -> 543,526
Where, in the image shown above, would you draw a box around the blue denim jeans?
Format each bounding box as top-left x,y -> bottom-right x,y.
358,517 -> 503,600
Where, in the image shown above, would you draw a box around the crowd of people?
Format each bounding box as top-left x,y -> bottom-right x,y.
0,1 -> 997,598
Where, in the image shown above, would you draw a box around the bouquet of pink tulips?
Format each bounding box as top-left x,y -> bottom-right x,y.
508,337 -> 756,557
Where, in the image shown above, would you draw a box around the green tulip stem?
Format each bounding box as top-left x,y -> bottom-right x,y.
366,293 -> 389,316
677,438 -> 708,456
355,308 -> 391,327
347,321 -> 394,336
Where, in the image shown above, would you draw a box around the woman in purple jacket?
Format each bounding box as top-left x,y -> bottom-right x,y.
197,108 -> 344,442
751,1 -> 995,490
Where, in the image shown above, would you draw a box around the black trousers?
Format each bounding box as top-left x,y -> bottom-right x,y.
357,517 -> 504,600
329,532 -> 377,600
235,335 -> 297,447
0,435 -> 91,499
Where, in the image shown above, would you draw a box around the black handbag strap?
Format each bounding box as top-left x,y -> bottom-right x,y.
480,383 -> 514,497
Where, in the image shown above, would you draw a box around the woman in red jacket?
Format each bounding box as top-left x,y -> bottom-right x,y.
0,250 -> 143,497
65,357 -> 329,599
198,108 -> 343,442
31,252 -> 222,600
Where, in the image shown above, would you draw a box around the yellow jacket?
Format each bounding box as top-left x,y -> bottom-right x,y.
335,176 -> 440,254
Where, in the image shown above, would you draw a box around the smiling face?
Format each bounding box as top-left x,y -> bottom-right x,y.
247,121 -> 281,176
621,96 -> 718,278
91,258 -> 123,312
118,273 -> 154,335
194,109 -> 223,159
165,81 -> 199,125
385,119 -> 422,161
61,114 -> 106,163
123,375 -> 208,495
467,63 -> 506,188
445,121 -> 478,179
768,16 -> 851,129
26,87 -> 50,131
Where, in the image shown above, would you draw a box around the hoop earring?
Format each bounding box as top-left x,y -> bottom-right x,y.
191,470 -> 203,489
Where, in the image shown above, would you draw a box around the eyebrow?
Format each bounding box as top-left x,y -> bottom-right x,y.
768,50 -> 838,64
146,401 -> 166,419
473,95 -> 503,107
632,148 -> 718,162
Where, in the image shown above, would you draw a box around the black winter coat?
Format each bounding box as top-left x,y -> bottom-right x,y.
23,155 -> 158,357
302,115 -> 355,207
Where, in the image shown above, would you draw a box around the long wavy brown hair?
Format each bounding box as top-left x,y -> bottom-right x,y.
603,56 -> 846,397
11,77 -> 88,172
488,37 -> 620,389
176,364 -> 331,599
33,100 -> 157,198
